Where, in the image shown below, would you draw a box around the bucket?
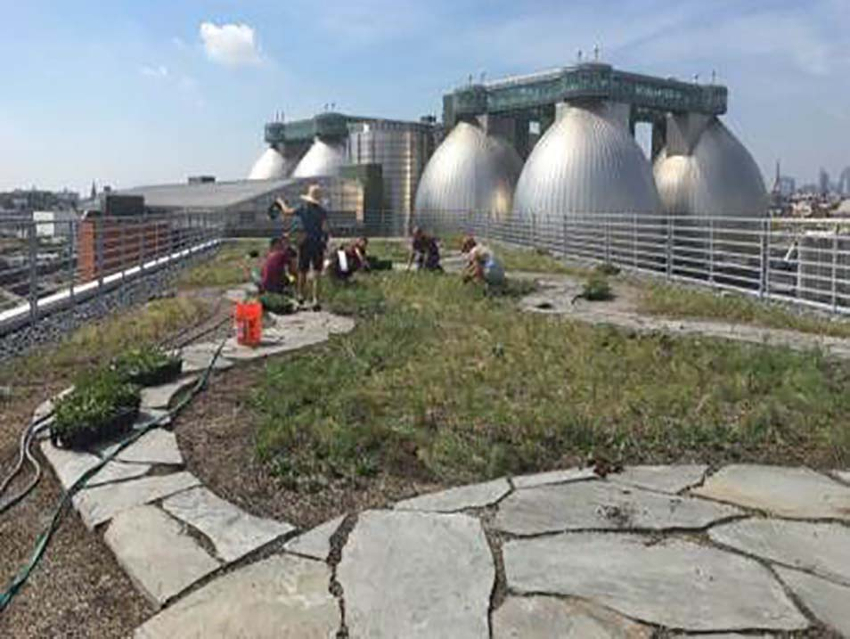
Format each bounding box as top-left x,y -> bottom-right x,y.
234,301 -> 263,347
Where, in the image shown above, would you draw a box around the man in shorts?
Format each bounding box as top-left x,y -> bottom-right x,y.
275,184 -> 329,309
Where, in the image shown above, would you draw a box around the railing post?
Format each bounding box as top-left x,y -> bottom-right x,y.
604,216 -> 611,264
27,222 -> 38,325
632,213 -> 637,269
709,218 -> 715,284
139,210 -> 146,274
68,219 -> 76,306
96,215 -> 105,296
761,218 -> 771,299
666,216 -> 673,280
832,229 -> 839,312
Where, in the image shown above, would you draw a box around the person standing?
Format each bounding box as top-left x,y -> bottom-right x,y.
275,184 -> 329,309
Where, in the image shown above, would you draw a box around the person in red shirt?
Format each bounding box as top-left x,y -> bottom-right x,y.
259,235 -> 297,294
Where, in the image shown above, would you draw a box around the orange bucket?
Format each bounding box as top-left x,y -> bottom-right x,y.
234,301 -> 263,347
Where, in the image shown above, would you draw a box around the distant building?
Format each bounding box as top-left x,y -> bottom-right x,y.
819,168 -> 831,196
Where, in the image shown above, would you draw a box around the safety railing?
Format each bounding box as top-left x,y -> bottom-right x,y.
0,211 -> 227,335
402,209 -> 850,315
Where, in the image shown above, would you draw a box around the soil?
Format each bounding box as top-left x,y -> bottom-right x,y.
174,359 -> 443,530
0,384 -> 152,639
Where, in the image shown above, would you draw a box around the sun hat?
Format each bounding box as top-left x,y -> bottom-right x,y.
300,184 -> 324,205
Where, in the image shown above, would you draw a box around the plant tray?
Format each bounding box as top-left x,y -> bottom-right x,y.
51,403 -> 141,450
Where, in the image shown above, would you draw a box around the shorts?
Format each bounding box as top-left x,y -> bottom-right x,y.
298,238 -> 325,273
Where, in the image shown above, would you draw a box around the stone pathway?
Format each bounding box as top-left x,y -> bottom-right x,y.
127,463 -> 850,638
521,276 -> 850,359
33,283 -> 850,637
37,305 -> 355,611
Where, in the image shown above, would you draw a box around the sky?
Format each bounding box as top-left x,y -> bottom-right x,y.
0,0 -> 847,194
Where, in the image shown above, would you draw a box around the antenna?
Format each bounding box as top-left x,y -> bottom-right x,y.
693,73 -> 700,83
468,73 -> 473,85
711,70 -> 717,84
593,45 -> 600,61
577,49 -> 583,63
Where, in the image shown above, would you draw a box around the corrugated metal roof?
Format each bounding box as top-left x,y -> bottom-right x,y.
117,178 -> 297,210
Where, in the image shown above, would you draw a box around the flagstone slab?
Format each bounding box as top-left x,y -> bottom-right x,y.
161,487 -> 294,562
114,429 -> 183,466
395,479 -> 510,513
283,515 -> 345,561
178,347 -> 233,374
494,481 -> 741,535
140,376 -> 199,410
40,440 -> 102,490
693,465 -> 850,519
609,465 -> 707,494
834,470 -> 850,484
775,567 -> 850,637
492,596 -> 652,638
504,533 -> 807,632
710,519 -> 850,586
73,471 -> 200,529
133,555 -> 339,639
337,510 -> 493,638
88,461 -> 151,487
104,505 -> 220,608
512,467 -> 597,489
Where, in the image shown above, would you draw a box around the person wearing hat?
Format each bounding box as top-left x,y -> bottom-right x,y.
274,184 -> 329,309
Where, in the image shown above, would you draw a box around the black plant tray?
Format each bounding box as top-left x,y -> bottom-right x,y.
51,403 -> 141,451
125,360 -> 183,387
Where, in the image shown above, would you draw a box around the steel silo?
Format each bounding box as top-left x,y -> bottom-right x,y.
414,121 -> 523,220
292,138 -> 347,178
512,105 -> 661,217
348,120 -> 435,233
247,147 -> 290,180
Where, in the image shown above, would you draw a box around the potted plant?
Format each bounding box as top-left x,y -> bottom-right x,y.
259,292 -> 298,315
51,369 -> 141,450
113,347 -> 183,387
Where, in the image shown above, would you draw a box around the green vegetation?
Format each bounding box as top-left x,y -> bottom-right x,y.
580,274 -> 614,302
639,283 -> 850,339
113,347 -> 182,386
52,369 -> 141,449
255,271 -> 850,488
1,296 -> 210,385
177,241 -> 265,289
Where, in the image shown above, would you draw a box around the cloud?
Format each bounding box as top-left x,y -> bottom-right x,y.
140,65 -> 169,79
199,22 -> 262,67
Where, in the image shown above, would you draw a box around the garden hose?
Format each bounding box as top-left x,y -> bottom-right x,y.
0,415 -> 52,515
0,335 -> 229,612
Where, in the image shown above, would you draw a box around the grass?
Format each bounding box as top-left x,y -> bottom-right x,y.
1,295 -> 212,386
254,270 -> 850,488
639,282 -> 850,339
176,240 -> 266,289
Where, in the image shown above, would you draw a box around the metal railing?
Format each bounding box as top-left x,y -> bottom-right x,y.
0,211 -> 226,335
404,210 -> 850,315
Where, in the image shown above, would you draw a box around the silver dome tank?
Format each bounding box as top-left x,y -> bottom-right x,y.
654,118 -> 767,217
414,121 -> 522,217
513,105 -> 661,217
247,147 -> 290,180
292,138 -> 346,178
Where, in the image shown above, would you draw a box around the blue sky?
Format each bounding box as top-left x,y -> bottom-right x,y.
0,0 -> 847,194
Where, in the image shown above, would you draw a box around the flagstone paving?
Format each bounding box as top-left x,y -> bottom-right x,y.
33,307 -> 850,637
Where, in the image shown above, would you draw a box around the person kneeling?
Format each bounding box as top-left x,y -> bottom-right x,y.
328,238 -> 368,282
259,235 -> 297,294
461,236 -> 505,288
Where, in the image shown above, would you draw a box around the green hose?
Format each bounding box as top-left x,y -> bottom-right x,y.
0,336 -> 228,612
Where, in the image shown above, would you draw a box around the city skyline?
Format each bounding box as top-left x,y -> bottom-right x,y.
1,0 -> 847,194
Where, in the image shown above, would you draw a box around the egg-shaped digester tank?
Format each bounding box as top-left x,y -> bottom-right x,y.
653,118 -> 767,218
247,147 -> 290,180
414,121 -> 523,220
292,138 -> 346,178
512,105 -> 661,218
